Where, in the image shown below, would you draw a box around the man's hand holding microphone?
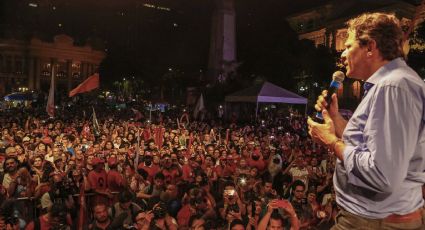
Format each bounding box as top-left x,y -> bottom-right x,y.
307,71 -> 348,162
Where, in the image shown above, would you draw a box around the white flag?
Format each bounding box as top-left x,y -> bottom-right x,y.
46,67 -> 55,117
92,107 -> 100,136
134,128 -> 140,171
193,93 -> 205,119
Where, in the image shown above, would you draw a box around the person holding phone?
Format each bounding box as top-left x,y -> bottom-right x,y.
258,199 -> 299,230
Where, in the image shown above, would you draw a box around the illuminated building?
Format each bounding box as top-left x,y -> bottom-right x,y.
0,34 -> 105,95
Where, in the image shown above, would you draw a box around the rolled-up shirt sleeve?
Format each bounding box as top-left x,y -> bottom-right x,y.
342,85 -> 421,194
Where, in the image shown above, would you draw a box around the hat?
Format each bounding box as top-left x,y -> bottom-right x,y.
42,137 -> 52,145
92,157 -> 105,165
108,157 -> 117,167
22,136 -> 31,142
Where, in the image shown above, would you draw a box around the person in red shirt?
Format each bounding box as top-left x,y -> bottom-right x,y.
248,150 -> 266,173
161,155 -> 181,184
221,155 -> 236,178
106,157 -> 125,193
137,153 -> 160,183
202,155 -> 218,184
88,158 -> 112,205
181,157 -> 194,183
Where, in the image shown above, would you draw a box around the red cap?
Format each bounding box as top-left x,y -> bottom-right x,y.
107,157 -> 117,167
92,157 -> 104,165
253,149 -> 261,156
137,162 -> 145,169
42,137 -> 52,145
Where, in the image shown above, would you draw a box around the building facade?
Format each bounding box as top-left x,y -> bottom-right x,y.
0,34 -> 105,95
286,0 -> 421,106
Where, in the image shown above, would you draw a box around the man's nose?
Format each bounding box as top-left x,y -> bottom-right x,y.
341,49 -> 348,60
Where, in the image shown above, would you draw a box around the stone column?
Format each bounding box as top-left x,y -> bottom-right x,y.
80,62 -> 86,78
35,58 -> 41,91
1,54 -> 6,73
85,62 -> 90,76
67,60 -> 72,92
28,57 -> 35,90
207,0 -> 236,85
11,55 -> 16,74
88,63 -> 93,76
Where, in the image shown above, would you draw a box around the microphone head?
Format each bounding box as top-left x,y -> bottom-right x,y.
332,71 -> 345,83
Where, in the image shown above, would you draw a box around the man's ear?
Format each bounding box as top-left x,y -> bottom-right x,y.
367,39 -> 378,52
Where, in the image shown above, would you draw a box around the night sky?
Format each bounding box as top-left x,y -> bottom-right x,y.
0,0 -> 421,89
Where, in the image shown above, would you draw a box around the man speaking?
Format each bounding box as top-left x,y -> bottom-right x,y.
307,12 -> 425,229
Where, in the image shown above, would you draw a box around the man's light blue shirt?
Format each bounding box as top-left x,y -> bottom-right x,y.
335,58 -> 425,219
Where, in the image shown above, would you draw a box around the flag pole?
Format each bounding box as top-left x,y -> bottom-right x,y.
46,64 -> 55,118
134,128 -> 140,171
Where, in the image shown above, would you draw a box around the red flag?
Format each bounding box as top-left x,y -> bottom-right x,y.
78,181 -> 86,230
69,73 -> 100,97
131,108 -> 143,121
154,127 -> 161,149
46,70 -> 55,117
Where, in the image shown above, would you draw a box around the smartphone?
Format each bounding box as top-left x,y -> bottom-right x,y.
226,189 -> 235,196
275,199 -> 290,209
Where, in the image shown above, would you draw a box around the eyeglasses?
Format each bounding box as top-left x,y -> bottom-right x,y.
295,190 -> 304,193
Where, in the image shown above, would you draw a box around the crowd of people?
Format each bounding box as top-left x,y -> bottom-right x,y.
0,103 -> 340,230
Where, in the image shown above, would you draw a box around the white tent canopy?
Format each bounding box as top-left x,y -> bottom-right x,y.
225,81 -> 308,118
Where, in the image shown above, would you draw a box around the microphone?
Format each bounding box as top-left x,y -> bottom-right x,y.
315,71 -> 345,122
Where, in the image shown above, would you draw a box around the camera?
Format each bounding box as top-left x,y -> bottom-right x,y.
81,144 -> 88,153
227,204 -> 239,213
272,156 -> 281,164
153,202 -> 167,219
237,175 -> 248,187
190,196 -> 206,207
225,189 -> 235,197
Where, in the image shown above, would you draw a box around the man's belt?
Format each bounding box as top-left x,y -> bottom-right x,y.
383,208 -> 423,223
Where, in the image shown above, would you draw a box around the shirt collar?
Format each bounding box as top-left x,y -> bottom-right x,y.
365,57 -> 406,85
